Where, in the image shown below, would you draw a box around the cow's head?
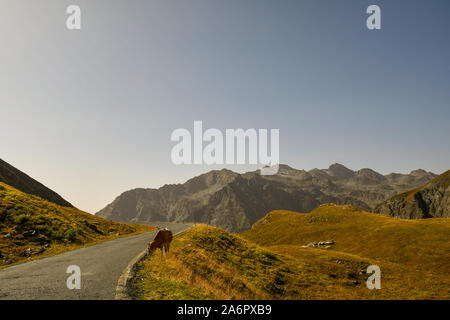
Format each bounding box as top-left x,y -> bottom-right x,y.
147,240 -> 158,254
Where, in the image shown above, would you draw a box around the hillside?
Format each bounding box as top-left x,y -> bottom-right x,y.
130,207 -> 450,299
97,164 -> 436,232
0,182 -> 154,267
0,158 -> 72,207
373,170 -> 450,219
241,204 -> 450,274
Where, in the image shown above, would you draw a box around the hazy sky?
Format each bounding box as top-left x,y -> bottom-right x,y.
1,0 -> 449,213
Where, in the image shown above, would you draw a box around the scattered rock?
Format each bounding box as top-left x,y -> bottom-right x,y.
24,246 -> 45,257
116,233 -> 120,236
3,233 -> 12,239
306,242 -> 318,247
305,240 -> 335,248
22,230 -> 37,238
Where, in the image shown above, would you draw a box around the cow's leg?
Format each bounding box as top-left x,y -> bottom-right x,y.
166,243 -> 170,254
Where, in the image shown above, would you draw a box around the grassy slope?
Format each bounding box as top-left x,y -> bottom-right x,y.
242,204 -> 449,273
0,182 -> 155,267
131,205 -> 449,300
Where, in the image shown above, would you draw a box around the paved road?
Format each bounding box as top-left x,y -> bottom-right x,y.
0,222 -> 191,300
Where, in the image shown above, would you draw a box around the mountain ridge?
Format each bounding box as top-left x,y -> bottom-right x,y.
96,164 -> 438,232
0,158 -> 72,207
373,170 -> 450,219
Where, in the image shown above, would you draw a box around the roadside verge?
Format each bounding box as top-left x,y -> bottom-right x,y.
115,226 -> 192,300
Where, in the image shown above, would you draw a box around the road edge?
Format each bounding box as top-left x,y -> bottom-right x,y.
115,226 -> 192,300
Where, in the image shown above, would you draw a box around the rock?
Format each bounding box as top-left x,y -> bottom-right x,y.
306,242 -> 318,247
305,240 -> 335,248
3,233 -> 12,238
374,170 -> 450,219
116,233 -> 120,236
24,246 -> 45,257
24,248 -> 32,257
22,230 -> 37,238
324,246 -> 331,249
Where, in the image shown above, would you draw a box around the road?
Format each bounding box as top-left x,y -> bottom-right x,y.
0,222 -> 191,300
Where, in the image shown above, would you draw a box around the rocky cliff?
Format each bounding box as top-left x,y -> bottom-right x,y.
374,170 -> 450,219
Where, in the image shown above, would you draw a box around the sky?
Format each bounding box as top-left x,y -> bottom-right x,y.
1,0 -> 449,213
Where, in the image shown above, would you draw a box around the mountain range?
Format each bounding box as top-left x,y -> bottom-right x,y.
96,163 -> 437,232
374,170 -> 450,219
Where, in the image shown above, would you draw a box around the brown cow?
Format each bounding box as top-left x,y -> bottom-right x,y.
148,228 -> 173,257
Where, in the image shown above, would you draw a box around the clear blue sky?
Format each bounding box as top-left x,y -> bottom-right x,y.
1,0 -> 449,213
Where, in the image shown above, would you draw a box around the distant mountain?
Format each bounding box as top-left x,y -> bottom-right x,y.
96,164 -> 437,232
0,158 -> 73,207
374,170 -> 450,219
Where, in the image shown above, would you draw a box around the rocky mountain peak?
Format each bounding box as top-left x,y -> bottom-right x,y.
327,163 -> 355,180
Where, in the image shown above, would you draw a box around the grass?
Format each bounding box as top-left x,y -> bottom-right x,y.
242,204 -> 450,273
130,225 -> 297,300
131,204 -> 449,300
0,182 -> 155,267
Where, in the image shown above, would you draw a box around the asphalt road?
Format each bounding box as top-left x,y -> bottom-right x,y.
0,222 -> 191,300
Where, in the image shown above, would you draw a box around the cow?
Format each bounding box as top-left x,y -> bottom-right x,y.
147,228 -> 173,257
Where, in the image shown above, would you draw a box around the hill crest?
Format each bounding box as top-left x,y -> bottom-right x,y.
0,158 -> 72,207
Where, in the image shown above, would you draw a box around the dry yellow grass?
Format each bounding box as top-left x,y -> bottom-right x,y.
242,204 -> 450,274
0,182 -> 155,267
131,204 -> 449,300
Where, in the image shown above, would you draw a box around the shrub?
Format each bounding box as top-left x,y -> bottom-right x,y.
13,214 -> 29,225
64,228 -> 82,242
